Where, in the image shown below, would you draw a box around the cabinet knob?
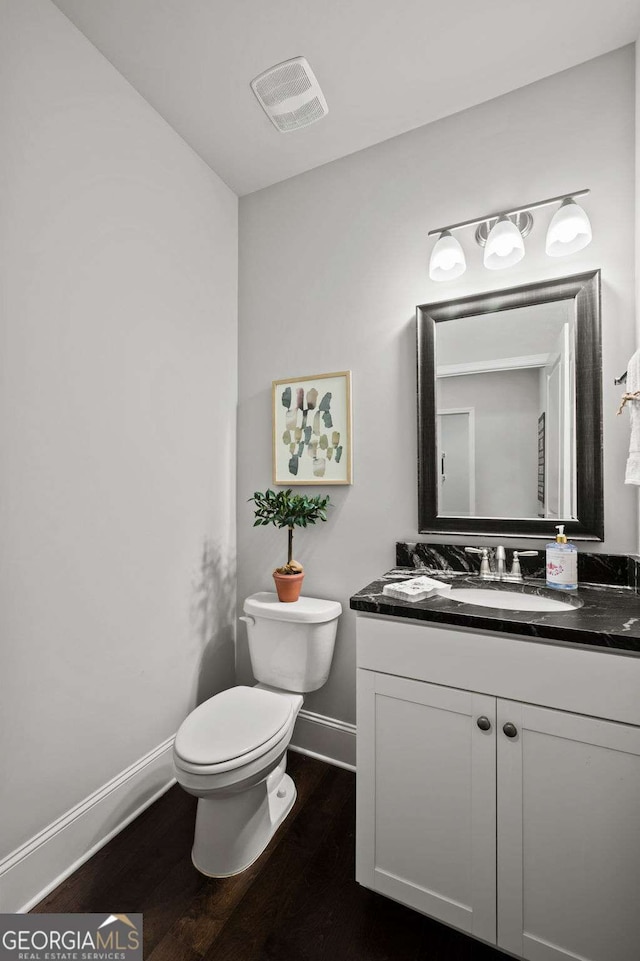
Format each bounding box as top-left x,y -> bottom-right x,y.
476,716 -> 491,731
503,722 -> 518,738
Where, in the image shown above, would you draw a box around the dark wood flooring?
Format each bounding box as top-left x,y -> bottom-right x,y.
33,753 -> 506,960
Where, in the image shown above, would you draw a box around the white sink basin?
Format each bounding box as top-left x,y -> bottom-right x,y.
448,587 -> 577,613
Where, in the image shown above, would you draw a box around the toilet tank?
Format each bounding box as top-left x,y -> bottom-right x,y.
242,592 -> 342,693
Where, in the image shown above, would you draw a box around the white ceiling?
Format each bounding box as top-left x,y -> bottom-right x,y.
52,0 -> 640,196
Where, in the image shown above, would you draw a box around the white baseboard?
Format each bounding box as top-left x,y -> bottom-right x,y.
289,709 -> 356,772
0,736 -> 176,914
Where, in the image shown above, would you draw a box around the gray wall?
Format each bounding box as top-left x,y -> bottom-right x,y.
636,38 -> 640,551
238,47 -> 636,728
0,0 -> 238,860
439,369 -> 541,517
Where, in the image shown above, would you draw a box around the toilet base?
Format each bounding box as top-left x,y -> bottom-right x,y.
191,759 -> 297,877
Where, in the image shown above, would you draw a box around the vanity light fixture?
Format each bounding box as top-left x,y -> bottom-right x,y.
428,230 -> 466,282
483,216 -> 525,270
427,189 -> 591,282
545,197 -> 592,257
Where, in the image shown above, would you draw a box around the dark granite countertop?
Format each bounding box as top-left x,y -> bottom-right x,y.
350,568 -> 640,656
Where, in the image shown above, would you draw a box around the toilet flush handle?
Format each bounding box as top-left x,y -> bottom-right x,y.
239,615 -> 255,626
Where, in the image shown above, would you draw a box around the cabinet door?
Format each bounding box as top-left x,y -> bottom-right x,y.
356,670 -> 496,943
497,700 -> 640,961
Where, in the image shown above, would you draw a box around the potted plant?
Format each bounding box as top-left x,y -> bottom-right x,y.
249,488 -> 332,603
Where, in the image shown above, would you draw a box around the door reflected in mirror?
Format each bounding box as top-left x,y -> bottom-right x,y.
436,301 -> 576,520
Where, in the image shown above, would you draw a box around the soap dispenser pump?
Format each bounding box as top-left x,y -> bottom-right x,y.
545,524 -> 578,591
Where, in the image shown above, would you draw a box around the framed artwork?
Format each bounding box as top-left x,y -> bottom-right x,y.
272,370 -> 352,485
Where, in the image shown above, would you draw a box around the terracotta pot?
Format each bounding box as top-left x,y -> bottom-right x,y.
273,571 -> 304,603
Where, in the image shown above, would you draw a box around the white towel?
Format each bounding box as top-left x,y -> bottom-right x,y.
625,348 -> 640,485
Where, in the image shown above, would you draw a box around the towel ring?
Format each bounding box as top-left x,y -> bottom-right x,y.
617,391 -> 640,416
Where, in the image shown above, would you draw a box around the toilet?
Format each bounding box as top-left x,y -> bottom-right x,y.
173,591 -> 342,877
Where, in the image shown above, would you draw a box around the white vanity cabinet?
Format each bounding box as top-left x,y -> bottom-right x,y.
356,615 -> 640,961
357,671 -> 498,942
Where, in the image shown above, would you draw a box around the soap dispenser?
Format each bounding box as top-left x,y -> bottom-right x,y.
545,525 -> 578,591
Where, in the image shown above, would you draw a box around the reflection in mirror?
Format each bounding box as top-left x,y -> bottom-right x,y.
417,271 -> 603,540
435,301 -> 576,520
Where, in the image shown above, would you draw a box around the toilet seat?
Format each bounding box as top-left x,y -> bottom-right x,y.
174,686 -> 294,775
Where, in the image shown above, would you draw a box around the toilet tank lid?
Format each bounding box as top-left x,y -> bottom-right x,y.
244,592 -> 342,623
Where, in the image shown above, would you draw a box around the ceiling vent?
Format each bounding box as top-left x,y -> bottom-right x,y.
250,57 -> 328,133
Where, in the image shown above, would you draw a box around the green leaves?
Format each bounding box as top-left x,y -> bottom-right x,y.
248,488 -> 332,530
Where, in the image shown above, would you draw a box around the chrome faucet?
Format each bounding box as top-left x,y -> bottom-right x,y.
465,546 -> 538,583
502,549 -> 539,583
464,546 -> 496,580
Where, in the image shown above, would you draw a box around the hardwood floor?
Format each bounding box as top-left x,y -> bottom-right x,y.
33,753 -> 506,961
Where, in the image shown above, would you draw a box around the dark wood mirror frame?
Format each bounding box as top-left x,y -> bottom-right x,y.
417,270 -> 603,540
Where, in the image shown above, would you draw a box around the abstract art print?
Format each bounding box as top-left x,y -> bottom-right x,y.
272,371 -> 352,485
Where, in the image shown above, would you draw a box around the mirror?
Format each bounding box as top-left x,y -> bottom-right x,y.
417,271 -> 603,540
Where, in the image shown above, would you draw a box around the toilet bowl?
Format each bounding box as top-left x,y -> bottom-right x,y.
174,592 -> 341,877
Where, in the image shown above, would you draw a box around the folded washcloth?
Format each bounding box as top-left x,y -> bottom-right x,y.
625,349 -> 640,485
382,576 -> 452,603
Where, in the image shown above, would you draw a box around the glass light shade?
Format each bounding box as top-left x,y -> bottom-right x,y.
429,231 -> 466,282
483,216 -> 525,270
545,198 -> 592,257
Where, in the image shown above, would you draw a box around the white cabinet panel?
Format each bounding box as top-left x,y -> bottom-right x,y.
357,671 -> 496,943
497,701 -> 640,961
356,616 -> 640,727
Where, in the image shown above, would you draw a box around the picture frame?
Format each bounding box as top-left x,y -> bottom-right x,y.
272,370 -> 352,485
537,412 -> 546,507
